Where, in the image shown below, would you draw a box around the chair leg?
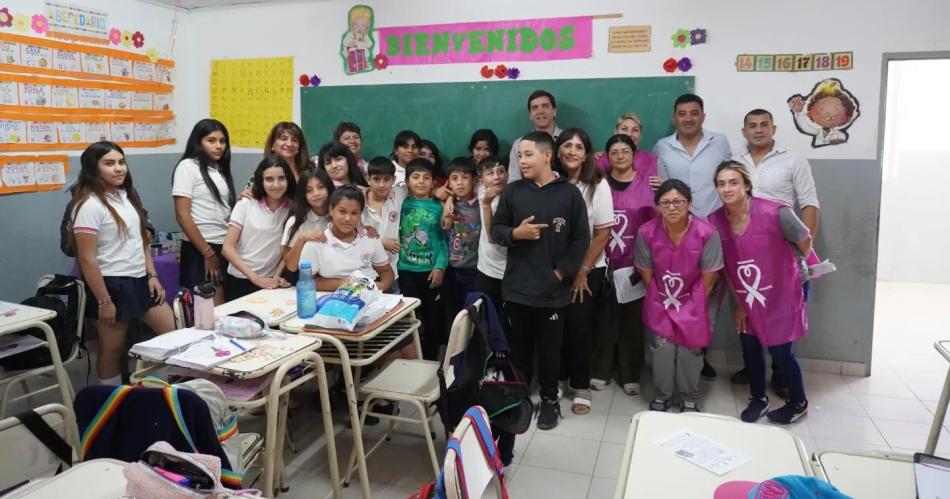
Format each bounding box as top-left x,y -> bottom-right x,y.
411,400 -> 440,479
18,379 -> 37,408
384,401 -> 398,442
343,394 -> 375,487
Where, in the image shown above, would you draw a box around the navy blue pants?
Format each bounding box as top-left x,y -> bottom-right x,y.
739,334 -> 806,404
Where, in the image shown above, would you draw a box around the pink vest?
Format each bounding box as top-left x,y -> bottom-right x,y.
709,198 -> 807,347
606,158 -> 657,269
638,216 -> 717,348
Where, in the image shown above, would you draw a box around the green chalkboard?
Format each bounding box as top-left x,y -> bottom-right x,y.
300,76 -> 694,165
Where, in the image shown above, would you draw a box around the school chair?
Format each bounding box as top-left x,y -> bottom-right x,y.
0,403 -> 77,493
0,275 -> 86,418
343,300 -> 481,483
442,405 -> 509,499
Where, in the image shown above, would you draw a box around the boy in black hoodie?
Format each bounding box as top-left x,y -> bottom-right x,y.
491,131 -> 589,430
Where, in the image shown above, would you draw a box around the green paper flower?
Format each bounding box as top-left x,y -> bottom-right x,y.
672,29 -> 690,49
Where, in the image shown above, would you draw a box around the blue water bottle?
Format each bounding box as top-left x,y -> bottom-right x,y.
296,261 -> 318,319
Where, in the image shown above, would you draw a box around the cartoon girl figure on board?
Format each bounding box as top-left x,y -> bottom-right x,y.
788,78 -> 860,148
340,5 -> 375,75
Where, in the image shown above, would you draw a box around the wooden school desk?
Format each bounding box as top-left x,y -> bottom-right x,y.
0,300 -> 74,417
814,451 -> 916,498
614,411 -> 814,499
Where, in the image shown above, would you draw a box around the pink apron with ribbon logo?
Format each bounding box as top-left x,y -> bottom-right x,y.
709,197 -> 807,347
638,216 -> 718,349
606,160 -> 657,269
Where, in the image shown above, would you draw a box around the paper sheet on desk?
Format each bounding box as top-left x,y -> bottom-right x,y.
166,337 -> 253,370
612,267 -> 646,304
654,428 -> 750,475
130,328 -> 215,360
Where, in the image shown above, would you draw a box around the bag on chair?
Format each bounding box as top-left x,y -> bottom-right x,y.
0,275 -> 81,371
124,441 -> 260,499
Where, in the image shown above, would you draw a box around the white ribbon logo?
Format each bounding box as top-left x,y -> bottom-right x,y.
660,272 -> 685,311
610,212 -> 628,252
736,259 -> 771,308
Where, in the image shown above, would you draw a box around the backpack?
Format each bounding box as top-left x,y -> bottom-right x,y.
437,293 -> 532,436
0,275 -> 82,371
175,288 -> 195,329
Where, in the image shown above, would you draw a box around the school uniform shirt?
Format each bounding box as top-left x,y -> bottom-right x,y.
575,179 -> 616,269
507,125 -> 563,182
299,223 -> 390,280
735,143 -> 820,211
491,176 -> 590,308
226,197 -> 290,279
447,196 -> 481,269
171,158 -> 232,244
398,197 -> 448,273
281,211 -> 329,247
654,130 -> 733,218
391,159 -> 406,185
362,184 -> 407,275
476,190 -> 508,280
72,189 -> 147,277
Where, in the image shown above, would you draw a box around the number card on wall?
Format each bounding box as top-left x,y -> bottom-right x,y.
0,154 -> 68,195
736,51 -> 853,72
210,57 -> 293,148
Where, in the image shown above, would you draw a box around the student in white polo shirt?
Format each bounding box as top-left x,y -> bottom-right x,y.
222,156 -> 296,301
299,185 -> 395,292
281,168 -> 335,283
172,119 -> 236,304
72,142 -> 176,385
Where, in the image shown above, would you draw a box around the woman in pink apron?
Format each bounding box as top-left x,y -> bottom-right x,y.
635,179 -> 722,412
593,134 -> 656,397
709,161 -> 812,424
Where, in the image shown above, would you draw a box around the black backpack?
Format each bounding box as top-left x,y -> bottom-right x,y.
0,275 -> 83,370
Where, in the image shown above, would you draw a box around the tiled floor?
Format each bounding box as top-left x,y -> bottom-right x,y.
5,281 -> 950,498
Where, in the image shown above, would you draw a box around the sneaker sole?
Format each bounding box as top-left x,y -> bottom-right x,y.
768,409 -> 807,425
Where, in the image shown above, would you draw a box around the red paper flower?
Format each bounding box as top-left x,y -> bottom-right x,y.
480,65 -> 493,78
299,74 -> 310,86
108,28 -> 121,45
663,57 -> 678,73
373,54 -> 389,70
31,14 -> 48,34
494,64 -> 508,78
0,8 -> 11,28
132,31 -> 145,48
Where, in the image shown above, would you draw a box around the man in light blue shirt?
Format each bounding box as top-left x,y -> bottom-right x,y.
655,94 -> 733,217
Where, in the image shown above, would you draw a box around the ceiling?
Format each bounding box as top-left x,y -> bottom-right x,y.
143,0 -> 334,11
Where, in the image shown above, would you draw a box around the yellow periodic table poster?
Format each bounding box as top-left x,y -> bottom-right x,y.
210,57 -> 293,148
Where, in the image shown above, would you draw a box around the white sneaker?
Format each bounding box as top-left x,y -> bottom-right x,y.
590,378 -> 610,391
623,383 -> 641,395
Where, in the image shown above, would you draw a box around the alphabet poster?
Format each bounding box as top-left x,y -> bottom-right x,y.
210,57 -> 293,148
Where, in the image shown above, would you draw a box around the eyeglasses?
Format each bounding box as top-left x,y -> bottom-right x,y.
609,148 -> 633,157
658,199 -> 688,209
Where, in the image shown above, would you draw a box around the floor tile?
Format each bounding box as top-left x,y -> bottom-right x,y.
873,418 -> 950,451
593,442 -> 623,478
608,389 -> 650,416
904,379 -> 945,402
506,465 -> 591,499
806,413 -> 888,447
587,476 -> 618,499
845,371 -> 915,398
855,394 -> 934,423
545,411 -> 607,441
602,412 -> 634,444
520,432 -> 600,475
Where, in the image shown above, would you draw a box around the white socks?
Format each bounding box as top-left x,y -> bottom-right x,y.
98,375 -> 122,386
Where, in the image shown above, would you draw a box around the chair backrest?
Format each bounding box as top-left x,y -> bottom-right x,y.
0,403 -> 75,492
440,299 -> 481,381
36,274 -> 86,362
442,406 -> 507,499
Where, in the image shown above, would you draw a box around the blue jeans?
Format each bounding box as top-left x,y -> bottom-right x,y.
739,334 -> 806,404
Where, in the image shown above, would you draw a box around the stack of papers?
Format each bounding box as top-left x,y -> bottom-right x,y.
0,334 -> 46,360
166,337 -> 253,370
130,328 -> 215,360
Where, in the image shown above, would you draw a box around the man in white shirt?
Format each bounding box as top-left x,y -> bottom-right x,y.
508,89 -> 562,182
731,108 -> 821,391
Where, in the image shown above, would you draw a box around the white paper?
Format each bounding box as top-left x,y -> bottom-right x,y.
808,259 -> 837,278
0,334 -> 46,360
167,337 -> 254,370
654,428 -> 751,476
130,327 -> 215,360
612,266 -> 646,304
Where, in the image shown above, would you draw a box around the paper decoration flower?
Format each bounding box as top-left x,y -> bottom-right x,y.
12,13 -> 29,33
672,29 -> 690,48
121,30 -> 133,48
146,47 -> 160,62
373,53 -> 389,70
677,57 -> 693,72
299,74 -> 310,86
30,14 -> 48,34
0,8 -> 12,28
108,28 -> 121,45
310,74 -> 321,87
480,65 -> 493,78
663,57 -> 678,73
132,31 -> 145,48
494,64 -> 508,78
507,67 -> 520,80
690,29 -> 707,45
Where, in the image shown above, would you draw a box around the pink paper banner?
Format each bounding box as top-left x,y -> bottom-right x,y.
378,16 -> 592,65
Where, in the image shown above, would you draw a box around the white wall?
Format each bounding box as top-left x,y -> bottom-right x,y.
877,59 -> 950,283
177,0 -> 950,159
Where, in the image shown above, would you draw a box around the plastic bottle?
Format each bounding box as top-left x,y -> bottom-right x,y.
296,261 -> 318,319
193,282 -> 216,330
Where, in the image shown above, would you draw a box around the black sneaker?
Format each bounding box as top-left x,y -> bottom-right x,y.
701,360 -> 717,381
770,377 -> 791,401
649,398 -> 671,412
730,368 -> 750,385
767,400 -> 808,424
536,398 -> 562,430
740,396 -> 770,423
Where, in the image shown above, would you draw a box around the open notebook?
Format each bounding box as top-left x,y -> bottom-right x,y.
165,336 -> 253,370
129,328 -> 216,360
